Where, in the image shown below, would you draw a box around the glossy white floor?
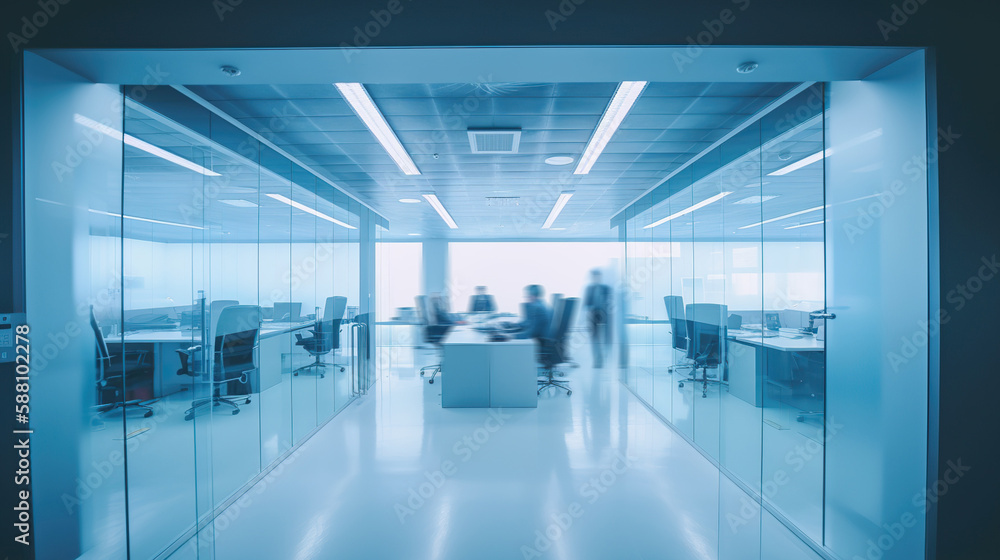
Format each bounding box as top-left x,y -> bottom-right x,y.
166,341 -> 823,560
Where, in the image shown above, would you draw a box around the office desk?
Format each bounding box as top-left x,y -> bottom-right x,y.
106,320 -> 317,396
726,331 -> 824,408
440,327 -> 537,408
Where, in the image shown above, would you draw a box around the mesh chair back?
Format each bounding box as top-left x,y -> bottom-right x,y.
215,305 -> 262,380
89,306 -> 111,361
684,303 -> 727,367
324,296 -> 348,322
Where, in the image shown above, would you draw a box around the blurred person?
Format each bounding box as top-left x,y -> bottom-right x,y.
468,285 -> 497,313
515,284 -> 550,340
584,269 -> 612,368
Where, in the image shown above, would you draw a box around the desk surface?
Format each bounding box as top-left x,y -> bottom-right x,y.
441,326 -> 534,346
107,320 -> 316,344
729,330 -> 825,352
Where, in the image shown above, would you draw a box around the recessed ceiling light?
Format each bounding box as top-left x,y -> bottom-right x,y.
407,232 -> 421,236
545,156 -> 574,166
736,61 -> 759,74
549,227 -> 567,231
399,198 -> 421,204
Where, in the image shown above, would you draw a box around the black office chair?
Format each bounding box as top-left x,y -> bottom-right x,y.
665,296 -> 694,377
538,297 -> 578,396
177,305 -> 261,420
791,351 -> 825,423
294,296 -> 347,378
90,306 -> 154,418
684,303 -> 728,398
416,295 -> 451,384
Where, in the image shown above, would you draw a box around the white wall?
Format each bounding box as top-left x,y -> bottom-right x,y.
97,237 -> 361,315
449,242 -> 622,314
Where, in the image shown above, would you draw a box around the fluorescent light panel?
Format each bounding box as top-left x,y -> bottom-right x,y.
574,81 -> 647,175
542,192 -> 574,229
644,192 -> 732,229
739,205 -> 826,229
74,114 -> 221,177
768,149 -> 830,176
422,194 -> 458,229
265,193 -> 357,229
335,83 -> 420,175
88,209 -> 204,230
785,220 -> 825,230
218,199 -> 259,208
732,195 -> 779,205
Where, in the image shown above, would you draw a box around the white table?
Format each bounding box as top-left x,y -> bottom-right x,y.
440,327 -> 537,408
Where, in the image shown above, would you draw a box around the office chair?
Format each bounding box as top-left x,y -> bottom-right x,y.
416,295 -> 450,384
294,296 -> 348,378
89,306 -> 154,418
176,305 -> 262,420
537,297 -> 578,396
791,351 -> 825,423
683,303 -> 728,398
547,293 -> 579,372
664,296 -> 694,377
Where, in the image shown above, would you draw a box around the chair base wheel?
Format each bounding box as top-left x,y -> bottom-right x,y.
232,409 -> 239,415
245,398 -> 251,404
567,390 -> 572,396
294,372 -> 299,376
678,382 -> 685,387
428,379 -> 434,384
319,374 -> 325,379
143,410 -> 153,418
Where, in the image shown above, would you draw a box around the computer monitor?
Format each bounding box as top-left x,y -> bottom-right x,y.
273,302 -> 302,322
764,312 -> 781,331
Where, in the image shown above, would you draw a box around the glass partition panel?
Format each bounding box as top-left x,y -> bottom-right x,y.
670,168 -> 696,439
121,98 -> 206,560
290,170 -> 319,443
759,86 -> 826,543
258,145 -> 294,466
204,111 -> 263,511
633,198 -> 654,403
314,183 -> 339,424
333,190 -> 356,411
717,123 -> 766,495
690,147 -> 724,461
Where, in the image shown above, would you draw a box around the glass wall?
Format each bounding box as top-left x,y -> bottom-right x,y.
619,86 -> 828,559
23,65 -> 380,559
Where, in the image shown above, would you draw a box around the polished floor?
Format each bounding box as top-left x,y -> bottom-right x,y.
166,341 -> 822,560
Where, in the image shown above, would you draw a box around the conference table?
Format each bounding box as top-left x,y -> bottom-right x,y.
439,326 -> 538,408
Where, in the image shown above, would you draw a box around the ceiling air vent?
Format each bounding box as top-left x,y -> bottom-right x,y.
486,197 -> 521,207
468,128 -> 521,154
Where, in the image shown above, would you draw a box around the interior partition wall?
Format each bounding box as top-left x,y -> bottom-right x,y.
616,54 -> 931,560
23,52 -> 381,560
